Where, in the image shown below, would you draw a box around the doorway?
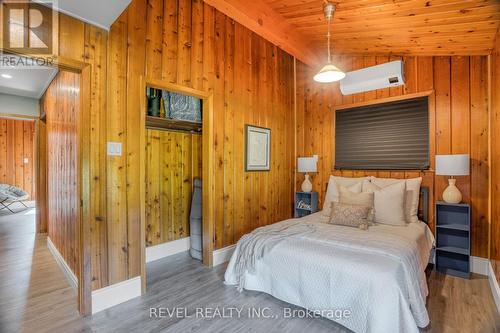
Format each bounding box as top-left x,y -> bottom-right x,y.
0,52 -> 92,315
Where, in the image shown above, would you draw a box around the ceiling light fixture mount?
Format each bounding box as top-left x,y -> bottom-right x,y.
1,74 -> 13,79
313,1 -> 345,83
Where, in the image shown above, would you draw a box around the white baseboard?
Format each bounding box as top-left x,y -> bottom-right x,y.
488,262 -> 500,313
92,276 -> 142,314
213,245 -> 235,266
47,236 -> 78,290
146,237 -> 191,263
471,256 -> 489,276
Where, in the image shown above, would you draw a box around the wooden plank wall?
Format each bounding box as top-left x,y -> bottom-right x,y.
47,13 -> 109,290
490,31 -> 500,282
296,55 -> 490,258
40,71 -> 81,275
0,118 -> 36,199
145,130 -> 202,246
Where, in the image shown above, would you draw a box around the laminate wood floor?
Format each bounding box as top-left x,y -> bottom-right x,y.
1,208 -> 498,333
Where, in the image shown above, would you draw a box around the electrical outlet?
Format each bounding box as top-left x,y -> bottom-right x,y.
107,142 -> 122,156
23,158 -> 29,164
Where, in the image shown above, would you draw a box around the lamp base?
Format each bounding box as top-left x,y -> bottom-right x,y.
301,174 -> 313,193
442,178 -> 462,204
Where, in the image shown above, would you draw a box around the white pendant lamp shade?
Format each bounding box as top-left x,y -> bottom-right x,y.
313,2 -> 344,83
313,63 -> 346,83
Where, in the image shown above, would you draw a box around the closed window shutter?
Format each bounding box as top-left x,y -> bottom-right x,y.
335,96 -> 429,170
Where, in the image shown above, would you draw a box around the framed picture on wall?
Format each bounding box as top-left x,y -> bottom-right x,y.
245,125 -> 271,171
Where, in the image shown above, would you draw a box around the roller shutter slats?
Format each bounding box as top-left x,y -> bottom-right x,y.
335,96 -> 429,170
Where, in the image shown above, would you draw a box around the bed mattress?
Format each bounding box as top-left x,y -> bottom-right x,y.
224,212 -> 435,333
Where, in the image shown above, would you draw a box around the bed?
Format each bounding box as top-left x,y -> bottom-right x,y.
224,182 -> 434,333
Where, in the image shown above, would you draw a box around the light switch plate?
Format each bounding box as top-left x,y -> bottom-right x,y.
107,142 -> 122,156
23,158 -> 29,164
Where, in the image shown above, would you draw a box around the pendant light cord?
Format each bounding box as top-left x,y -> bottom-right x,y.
327,15 -> 331,63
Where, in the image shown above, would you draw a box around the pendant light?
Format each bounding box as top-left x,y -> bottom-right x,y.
313,2 -> 345,83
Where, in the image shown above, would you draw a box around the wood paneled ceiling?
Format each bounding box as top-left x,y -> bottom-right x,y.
268,0 -> 500,57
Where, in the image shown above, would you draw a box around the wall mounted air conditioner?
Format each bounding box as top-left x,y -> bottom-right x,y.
340,60 -> 405,95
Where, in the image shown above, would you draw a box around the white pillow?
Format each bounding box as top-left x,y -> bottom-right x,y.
322,176 -> 367,216
363,181 -> 406,226
370,176 -> 422,223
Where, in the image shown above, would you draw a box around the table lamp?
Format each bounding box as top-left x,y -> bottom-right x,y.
435,154 -> 470,204
298,156 -> 318,193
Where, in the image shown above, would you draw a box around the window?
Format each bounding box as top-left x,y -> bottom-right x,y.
335,96 -> 429,170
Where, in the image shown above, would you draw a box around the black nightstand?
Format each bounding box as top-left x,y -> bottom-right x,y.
435,201 -> 470,279
294,192 -> 318,218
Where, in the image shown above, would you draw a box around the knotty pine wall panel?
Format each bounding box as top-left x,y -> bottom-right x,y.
41,71 -> 81,276
296,55 -> 490,258
35,14 -> 110,289
145,130 -> 202,246
0,118 -> 35,199
490,31 -> 500,283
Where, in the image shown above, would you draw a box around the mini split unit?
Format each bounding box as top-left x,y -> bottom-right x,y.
340,60 -> 405,95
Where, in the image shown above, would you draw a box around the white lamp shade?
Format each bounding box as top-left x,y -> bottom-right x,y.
435,154 -> 470,176
313,64 -> 346,83
298,157 -> 317,173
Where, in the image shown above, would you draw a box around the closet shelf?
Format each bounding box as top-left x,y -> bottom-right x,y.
146,116 -> 202,133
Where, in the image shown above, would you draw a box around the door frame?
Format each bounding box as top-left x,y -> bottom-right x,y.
139,77 -> 215,292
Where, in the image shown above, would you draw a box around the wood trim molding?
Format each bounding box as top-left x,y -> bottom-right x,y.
0,113 -> 37,120
146,78 -> 212,99
140,76 -> 147,295
202,93 -> 215,267
78,64 -> 92,316
202,0 -> 320,67
333,90 -> 435,111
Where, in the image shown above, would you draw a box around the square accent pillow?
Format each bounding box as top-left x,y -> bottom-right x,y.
339,186 -> 375,222
329,202 -> 370,229
363,181 -> 406,226
370,176 -> 422,223
322,176 -> 368,216
339,186 -> 374,207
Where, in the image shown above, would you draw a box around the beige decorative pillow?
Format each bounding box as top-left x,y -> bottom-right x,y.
369,177 -> 422,223
339,186 -> 374,207
329,202 -> 370,230
339,186 -> 375,221
363,181 -> 407,226
322,179 -> 364,217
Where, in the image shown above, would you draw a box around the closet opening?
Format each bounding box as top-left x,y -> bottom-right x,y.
140,79 -> 214,291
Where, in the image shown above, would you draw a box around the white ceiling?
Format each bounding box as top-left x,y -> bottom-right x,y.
0,61 -> 58,99
35,0 -> 132,30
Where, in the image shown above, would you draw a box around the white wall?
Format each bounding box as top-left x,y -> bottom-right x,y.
0,93 -> 39,117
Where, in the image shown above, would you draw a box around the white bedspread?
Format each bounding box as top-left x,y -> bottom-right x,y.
224,212 -> 435,333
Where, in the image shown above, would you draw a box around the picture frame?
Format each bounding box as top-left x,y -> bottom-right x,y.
245,125 -> 271,171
